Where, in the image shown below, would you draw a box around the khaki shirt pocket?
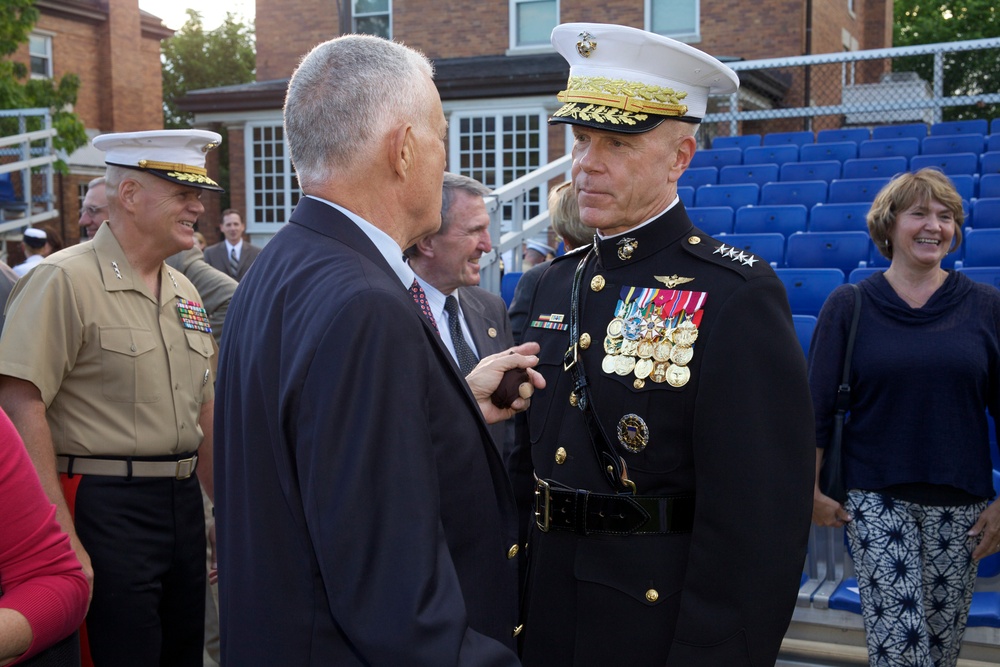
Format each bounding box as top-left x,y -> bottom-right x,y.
184,330 -> 214,394
100,327 -> 160,403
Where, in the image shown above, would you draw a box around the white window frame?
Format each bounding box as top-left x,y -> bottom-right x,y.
244,121 -> 300,235
508,0 -> 559,52
29,32 -> 53,79
353,0 -> 392,40
645,0 -> 701,43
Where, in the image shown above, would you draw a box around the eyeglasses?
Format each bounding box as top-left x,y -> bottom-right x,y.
82,205 -> 107,217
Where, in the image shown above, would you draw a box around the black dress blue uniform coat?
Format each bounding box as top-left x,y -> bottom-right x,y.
215,197 -> 521,666
511,201 -> 815,666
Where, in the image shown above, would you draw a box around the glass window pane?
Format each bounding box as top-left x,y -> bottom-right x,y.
30,57 -> 47,77
652,0 -> 696,36
354,0 -> 388,13
517,0 -> 556,46
354,16 -> 390,38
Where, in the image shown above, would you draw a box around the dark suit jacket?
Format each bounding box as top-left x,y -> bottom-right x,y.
203,240 -> 262,280
457,285 -> 515,453
215,197 -> 521,666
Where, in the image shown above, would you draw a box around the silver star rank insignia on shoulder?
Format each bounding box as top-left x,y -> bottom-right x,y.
654,275 -> 694,289
713,243 -> 760,267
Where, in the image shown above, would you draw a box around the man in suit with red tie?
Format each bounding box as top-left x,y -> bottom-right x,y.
203,209 -> 261,280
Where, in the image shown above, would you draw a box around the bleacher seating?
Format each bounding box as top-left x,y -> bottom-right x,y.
922,134 -> 985,155
949,174 -> 976,201
982,174 -> 1000,198
774,268 -> 845,316
848,266 -> 880,283
800,142 -> 856,163
745,145 -> 798,166
842,156 -> 907,179
761,180 -> 827,207
712,134 -> 761,150
500,272 -> 521,306
786,230 -> 871,274
677,186 -> 695,208
859,138 -> 921,160
990,135 -> 1000,152
809,202 -> 870,233
931,119 -> 989,136
696,183 -> 759,208
719,163 -> 779,186
910,152 -> 979,175
792,314 -> 817,356
690,147 -> 742,169
734,204 -> 808,237
829,177 -> 892,203
972,199 -> 1000,229
678,166 -> 718,189
817,128 -> 870,144
763,130 -> 814,147
687,206 -> 734,236
958,266 -> 1000,290
981,151 -> 1000,175
714,232 -> 785,266
963,228 -> 1000,267
993,118 -> 1000,134
872,123 -> 927,141
780,160 -> 841,182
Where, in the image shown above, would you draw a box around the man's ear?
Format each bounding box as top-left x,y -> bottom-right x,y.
669,134 -> 698,183
118,177 -> 141,212
389,123 -> 414,180
415,232 -> 436,257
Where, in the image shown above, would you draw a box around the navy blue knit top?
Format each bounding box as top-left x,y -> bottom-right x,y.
809,270 -> 1000,501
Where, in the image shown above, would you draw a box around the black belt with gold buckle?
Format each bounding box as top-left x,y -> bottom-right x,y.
534,477 -> 695,536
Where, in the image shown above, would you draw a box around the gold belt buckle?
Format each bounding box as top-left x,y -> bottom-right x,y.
175,456 -> 197,480
534,477 -> 552,533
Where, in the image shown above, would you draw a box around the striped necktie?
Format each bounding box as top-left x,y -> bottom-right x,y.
228,247 -> 239,276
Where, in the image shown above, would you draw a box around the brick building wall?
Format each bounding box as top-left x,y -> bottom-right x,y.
255,0 -> 339,81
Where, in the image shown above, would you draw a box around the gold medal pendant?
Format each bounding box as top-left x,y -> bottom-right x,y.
607,317 -> 625,338
634,358 -> 653,380
602,355 -> 618,374
617,414 -> 649,453
615,355 -> 636,376
649,361 -> 669,383
666,364 -> 691,387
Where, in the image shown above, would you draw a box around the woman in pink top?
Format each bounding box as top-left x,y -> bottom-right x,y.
0,408 -> 88,665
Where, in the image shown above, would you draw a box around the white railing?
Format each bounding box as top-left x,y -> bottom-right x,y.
0,109 -> 59,234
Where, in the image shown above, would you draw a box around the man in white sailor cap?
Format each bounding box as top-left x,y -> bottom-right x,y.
510,23 -> 815,666
0,129 -> 221,666
12,227 -> 51,277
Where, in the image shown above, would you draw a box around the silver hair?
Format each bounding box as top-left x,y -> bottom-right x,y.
440,172 -> 490,235
87,176 -> 105,190
283,35 -> 434,190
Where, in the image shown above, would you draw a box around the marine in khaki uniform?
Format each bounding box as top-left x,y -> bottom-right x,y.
509,24 -> 816,666
0,130 -> 222,666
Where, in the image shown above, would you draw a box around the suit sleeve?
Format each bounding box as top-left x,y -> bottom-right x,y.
666,276 -> 815,667
508,265 -> 544,345
296,291 -> 518,667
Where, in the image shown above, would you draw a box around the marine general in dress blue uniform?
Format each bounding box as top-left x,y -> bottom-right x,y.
509,23 -> 816,666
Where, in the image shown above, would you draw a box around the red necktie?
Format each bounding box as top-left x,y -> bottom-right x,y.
409,279 -> 439,333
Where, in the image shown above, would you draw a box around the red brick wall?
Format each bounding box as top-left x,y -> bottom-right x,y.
256,0 -> 339,81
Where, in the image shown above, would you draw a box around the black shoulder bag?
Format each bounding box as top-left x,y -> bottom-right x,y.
818,283 -> 862,503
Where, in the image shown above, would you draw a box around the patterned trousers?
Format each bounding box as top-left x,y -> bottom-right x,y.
845,489 -> 987,667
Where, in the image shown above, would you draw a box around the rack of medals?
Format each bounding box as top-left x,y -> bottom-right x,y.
602,286 -> 707,388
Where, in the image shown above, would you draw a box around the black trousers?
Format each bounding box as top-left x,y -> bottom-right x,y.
69,473 -> 206,667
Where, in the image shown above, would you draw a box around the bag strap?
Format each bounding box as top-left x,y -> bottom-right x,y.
835,283 -> 863,413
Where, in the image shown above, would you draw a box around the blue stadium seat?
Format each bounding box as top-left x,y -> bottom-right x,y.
763,130 -> 815,147
841,156 -> 908,179
800,142 -> 856,163
687,206 -> 734,236
829,177 -> 892,203
761,180 -> 828,207
678,166 -> 719,189
817,128 -> 870,144
871,123 -> 927,141
677,186 -> 695,208
712,134 -> 761,150
949,174 -> 976,201
993,118 -> 1000,134
745,145 -> 798,166
971,198 -> 1000,229
957,266 -> 1000,289
696,183 -> 759,208
734,204 -> 808,237
786,231 -> 871,274
501,272 -> 521,306
858,138 -> 921,160
981,174 -> 1000,199
930,119 -> 989,136
780,160 -> 841,182
848,266 -> 880,283
690,147 -> 742,169
774,268 -> 846,316
792,314 -> 817,356
964,228 -> 1000,267
922,134 -> 985,155
809,202 -> 871,233
713,232 -> 785,267
867,242 -> 891,268
990,135 -> 1000,152
981,151 -> 1000,175
910,152 -> 979,175
719,163 -> 779,186
968,592 -> 1000,628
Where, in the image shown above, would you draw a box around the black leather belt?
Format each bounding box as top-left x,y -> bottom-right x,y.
535,477 -> 695,536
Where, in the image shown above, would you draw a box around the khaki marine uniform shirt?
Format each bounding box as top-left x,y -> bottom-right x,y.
0,224 -> 216,457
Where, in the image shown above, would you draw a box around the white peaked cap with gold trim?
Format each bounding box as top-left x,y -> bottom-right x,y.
93,129 -> 224,192
550,23 -> 739,134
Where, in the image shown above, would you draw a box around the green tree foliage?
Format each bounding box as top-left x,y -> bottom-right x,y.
894,1 -> 1000,121
0,0 -> 87,167
161,10 -> 256,129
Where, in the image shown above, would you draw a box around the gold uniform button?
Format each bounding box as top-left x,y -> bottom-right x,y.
554,447 -> 567,464
645,589 -> 659,603
579,333 -> 591,349
590,275 -> 605,292
488,327 -> 498,338
513,624 -> 523,638
507,544 -> 519,559
569,392 -> 579,407
633,378 -> 645,390
688,236 -> 701,245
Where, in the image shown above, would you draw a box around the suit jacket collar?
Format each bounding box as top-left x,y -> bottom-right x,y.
458,286 -> 505,356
